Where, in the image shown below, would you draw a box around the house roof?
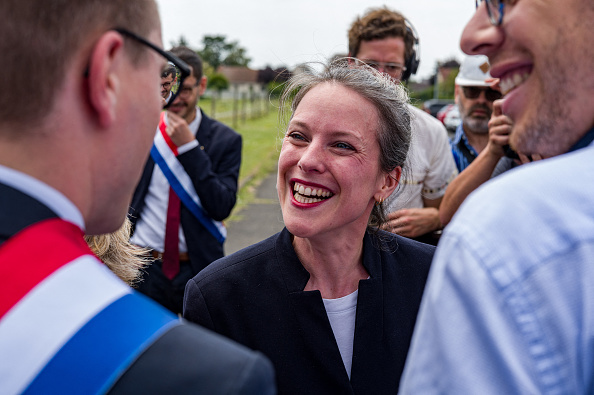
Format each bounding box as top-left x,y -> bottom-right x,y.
217,66 -> 259,83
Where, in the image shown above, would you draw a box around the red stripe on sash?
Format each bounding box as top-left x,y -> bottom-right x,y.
159,112 -> 178,156
0,219 -> 93,319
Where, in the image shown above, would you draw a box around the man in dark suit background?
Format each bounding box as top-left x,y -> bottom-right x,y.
130,46 -> 242,314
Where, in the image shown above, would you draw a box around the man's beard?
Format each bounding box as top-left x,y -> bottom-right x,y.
461,103 -> 490,134
511,25 -> 590,157
463,117 -> 489,134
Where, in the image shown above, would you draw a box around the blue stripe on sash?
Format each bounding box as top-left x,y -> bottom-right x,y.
150,145 -> 226,244
23,292 -> 179,395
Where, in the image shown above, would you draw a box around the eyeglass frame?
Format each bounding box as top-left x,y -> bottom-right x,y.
475,0 -> 505,26
354,59 -> 407,77
461,86 -> 503,101
177,80 -> 202,97
114,28 -> 191,109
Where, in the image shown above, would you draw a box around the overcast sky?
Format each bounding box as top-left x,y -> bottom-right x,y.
155,0 -> 476,82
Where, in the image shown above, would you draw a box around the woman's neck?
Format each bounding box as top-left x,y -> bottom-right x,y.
293,232 -> 369,299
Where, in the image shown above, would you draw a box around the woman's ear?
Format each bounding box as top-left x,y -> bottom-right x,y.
375,166 -> 401,202
86,31 -> 125,128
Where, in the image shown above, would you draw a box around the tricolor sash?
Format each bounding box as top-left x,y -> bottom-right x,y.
150,112 -> 226,244
0,219 -> 180,394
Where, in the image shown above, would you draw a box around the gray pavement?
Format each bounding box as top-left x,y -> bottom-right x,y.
224,171 -> 285,255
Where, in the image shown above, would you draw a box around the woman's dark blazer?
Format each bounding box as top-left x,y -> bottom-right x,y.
184,228 -> 434,394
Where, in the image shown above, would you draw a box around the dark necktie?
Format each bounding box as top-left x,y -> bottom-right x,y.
162,187 -> 181,280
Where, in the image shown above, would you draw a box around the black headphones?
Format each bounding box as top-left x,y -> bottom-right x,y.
402,19 -> 420,82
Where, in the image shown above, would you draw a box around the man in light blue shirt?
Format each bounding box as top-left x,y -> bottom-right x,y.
400,0 -> 594,393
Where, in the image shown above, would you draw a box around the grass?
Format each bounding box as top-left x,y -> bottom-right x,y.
201,98 -> 284,223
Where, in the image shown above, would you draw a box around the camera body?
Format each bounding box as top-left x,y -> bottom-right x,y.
503,145 -> 520,160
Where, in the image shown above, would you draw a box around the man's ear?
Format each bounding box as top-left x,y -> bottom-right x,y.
86,31 -> 125,128
375,166 -> 402,203
198,76 -> 207,96
347,53 -> 355,65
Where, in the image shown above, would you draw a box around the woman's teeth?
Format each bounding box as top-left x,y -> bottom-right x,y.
293,182 -> 333,204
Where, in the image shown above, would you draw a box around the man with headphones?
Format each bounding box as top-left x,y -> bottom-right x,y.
348,7 -> 458,245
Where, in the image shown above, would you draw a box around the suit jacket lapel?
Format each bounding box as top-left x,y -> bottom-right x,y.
128,157 -> 155,228
350,232 -> 385,392
275,229 -> 355,389
195,110 -> 213,150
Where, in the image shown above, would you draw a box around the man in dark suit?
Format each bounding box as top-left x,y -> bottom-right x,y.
130,46 -> 242,314
0,1 -> 274,393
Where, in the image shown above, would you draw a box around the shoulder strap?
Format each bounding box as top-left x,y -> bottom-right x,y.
150,113 -> 226,244
0,218 -> 89,318
0,219 -> 179,394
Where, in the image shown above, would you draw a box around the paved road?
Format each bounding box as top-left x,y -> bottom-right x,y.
224,171 -> 285,256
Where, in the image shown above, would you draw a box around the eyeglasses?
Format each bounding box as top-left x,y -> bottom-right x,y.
462,86 -> 502,101
355,59 -> 407,77
475,0 -> 505,26
178,82 -> 200,97
114,28 -> 190,109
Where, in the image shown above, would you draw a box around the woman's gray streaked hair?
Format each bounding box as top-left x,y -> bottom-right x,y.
279,58 -> 412,230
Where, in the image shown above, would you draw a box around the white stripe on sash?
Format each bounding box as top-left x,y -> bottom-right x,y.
153,116 -> 226,242
0,256 -> 131,395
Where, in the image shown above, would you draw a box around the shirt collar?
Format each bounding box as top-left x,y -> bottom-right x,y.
451,123 -> 466,145
188,107 -> 202,136
0,165 -> 85,230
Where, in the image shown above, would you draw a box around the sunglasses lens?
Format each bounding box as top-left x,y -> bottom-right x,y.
486,89 -> 502,101
463,87 -> 480,99
463,86 -> 502,101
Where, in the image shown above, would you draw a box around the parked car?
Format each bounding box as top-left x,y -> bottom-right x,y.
422,99 -> 455,118
443,104 -> 461,134
437,103 -> 455,124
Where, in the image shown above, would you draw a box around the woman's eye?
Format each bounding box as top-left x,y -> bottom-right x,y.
334,142 -> 354,150
287,132 -> 306,141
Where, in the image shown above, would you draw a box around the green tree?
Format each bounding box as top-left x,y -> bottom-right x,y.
206,73 -> 230,118
170,35 -> 190,48
208,73 -> 229,92
198,35 -> 251,71
439,66 -> 459,99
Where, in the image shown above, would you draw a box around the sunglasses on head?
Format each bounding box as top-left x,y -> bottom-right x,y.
462,86 -> 502,101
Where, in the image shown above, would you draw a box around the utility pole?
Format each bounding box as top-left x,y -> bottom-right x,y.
433,63 -> 440,99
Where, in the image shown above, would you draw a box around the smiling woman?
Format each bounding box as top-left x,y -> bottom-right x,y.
183,60 -> 435,393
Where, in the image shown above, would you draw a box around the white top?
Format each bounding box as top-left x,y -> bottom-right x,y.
130,110 -> 201,252
386,105 -> 457,212
323,289 -> 358,379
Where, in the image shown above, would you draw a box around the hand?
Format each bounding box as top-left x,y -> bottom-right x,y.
486,99 -> 514,158
382,207 -> 441,238
485,77 -> 501,91
517,152 -> 543,165
165,111 -> 196,147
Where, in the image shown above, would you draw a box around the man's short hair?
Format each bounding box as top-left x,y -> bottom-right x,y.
161,64 -> 177,79
348,7 -> 415,63
0,0 -> 159,126
170,46 -> 203,81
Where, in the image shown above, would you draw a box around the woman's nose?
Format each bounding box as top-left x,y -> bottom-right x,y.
297,144 -> 326,174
